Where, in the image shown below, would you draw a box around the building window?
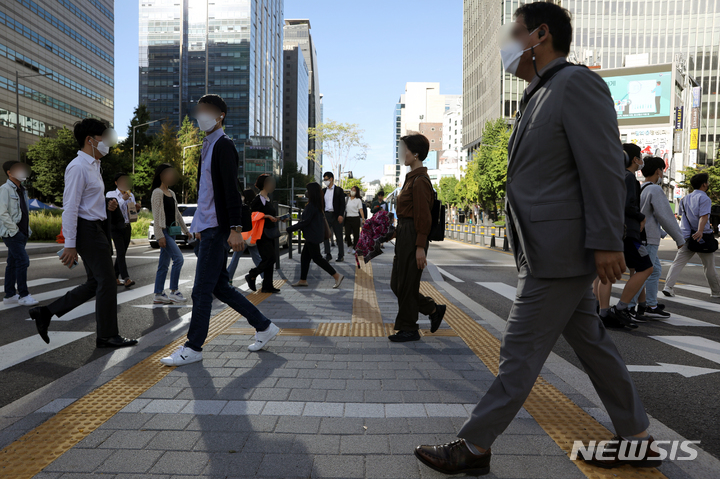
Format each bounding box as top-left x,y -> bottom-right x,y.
431,127 -> 435,131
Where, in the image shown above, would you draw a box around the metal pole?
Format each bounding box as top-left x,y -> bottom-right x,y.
132,126 -> 136,174
289,177 -> 295,260
15,71 -> 20,162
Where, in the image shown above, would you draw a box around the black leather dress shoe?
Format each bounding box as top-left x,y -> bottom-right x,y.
29,306 -> 53,344
415,439 -> 491,475
388,330 -> 421,342
245,274 -> 257,292
261,287 -> 282,294
96,335 -> 138,349
583,435 -> 662,469
429,304 -> 447,333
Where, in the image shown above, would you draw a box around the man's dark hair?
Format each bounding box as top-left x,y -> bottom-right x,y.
255,173 -> 271,190
622,143 -> 642,167
114,172 -> 129,183
323,171 -> 334,180
377,189 -> 384,197
690,172 -> 709,190
515,2 -> 573,55
641,157 -> 664,178
3,160 -> 20,176
198,94 -> 228,125
400,134 -> 430,161
74,118 -> 109,149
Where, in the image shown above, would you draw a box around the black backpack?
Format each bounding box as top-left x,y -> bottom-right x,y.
413,176 -> 445,242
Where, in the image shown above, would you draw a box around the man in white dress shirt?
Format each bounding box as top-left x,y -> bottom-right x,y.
29,119 -> 138,349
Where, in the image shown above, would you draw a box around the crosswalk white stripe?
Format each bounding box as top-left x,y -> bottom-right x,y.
431,263 -> 516,267
24,280 -> 191,322
612,284 -> 720,313
477,282 -> 516,301
673,283 -> 713,295
650,336 -> 720,365
0,286 -> 76,312
0,277 -> 67,288
479,282 -> 717,327
0,332 -> 93,372
436,267 -> 464,283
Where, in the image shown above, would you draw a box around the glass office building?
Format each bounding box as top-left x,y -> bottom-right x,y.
0,0 -> 114,169
139,0 -> 283,187
282,45 -> 309,177
464,0 -> 720,164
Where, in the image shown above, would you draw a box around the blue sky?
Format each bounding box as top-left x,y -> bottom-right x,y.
114,0 -> 463,182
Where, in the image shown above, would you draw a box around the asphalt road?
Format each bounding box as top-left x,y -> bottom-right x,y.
426,238 -> 720,460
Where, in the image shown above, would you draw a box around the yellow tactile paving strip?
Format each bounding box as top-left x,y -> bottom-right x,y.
226,325 -> 457,337
0,280 -> 285,479
351,260 -> 383,325
419,281 -> 667,479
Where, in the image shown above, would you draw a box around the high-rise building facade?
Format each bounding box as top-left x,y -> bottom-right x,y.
284,19 -> 321,182
282,44 -> 309,176
0,0 -> 114,172
463,0 -> 720,164
139,0 -> 283,187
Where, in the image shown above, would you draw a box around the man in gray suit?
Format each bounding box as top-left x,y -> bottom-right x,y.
415,3 -> 660,476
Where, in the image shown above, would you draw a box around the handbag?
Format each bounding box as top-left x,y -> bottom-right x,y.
687,231 -> 719,253
167,222 -> 183,236
126,200 -> 138,223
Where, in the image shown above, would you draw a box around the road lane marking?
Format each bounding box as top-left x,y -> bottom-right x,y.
436,267 -> 464,282
613,283 -> 720,313
476,282 -> 517,300
432,263 -> 516,267
626,362 -> 720,378
649,336 -> 720,365
0,332 -> 93,372
23,280 -> 191,322
0,286 -> 76,312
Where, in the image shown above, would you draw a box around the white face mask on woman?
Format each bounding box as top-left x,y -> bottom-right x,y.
350,191 -> 356,197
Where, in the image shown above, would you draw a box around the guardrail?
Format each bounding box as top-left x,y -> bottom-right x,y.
444,223 -> 509,251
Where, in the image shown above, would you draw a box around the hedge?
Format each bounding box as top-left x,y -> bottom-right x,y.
27,210 -> 152,241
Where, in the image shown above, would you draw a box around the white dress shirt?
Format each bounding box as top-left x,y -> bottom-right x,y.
346,197 -> 362,217
324,185 -> 335,212
62,150 -> 107,248
106,188 -> 136,224
190,128 -> 224,233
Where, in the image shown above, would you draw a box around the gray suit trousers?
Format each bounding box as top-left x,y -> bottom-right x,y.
457,263 -> 649,448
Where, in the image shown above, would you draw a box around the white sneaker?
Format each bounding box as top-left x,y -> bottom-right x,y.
248,323 -> 280,351
160,345 -> 203,366
661,287 -> 675,297
168,291 -> 187,303
18,294 -> 39,306
153,293 -> 173,304
3,294 -> 19,305
711,292 -> 720,299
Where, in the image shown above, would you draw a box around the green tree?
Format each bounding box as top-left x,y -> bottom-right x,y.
380,182 -> 397,197
339,176 -> 363,191
308,120 -> 368,180
132,148 -> 164,202
27,127 -> 79,204
177,116 -> 205,203
277,159 -> 313,207
678,165 -> 720,204
116,104 -> 153,171
437,176 -> 460,206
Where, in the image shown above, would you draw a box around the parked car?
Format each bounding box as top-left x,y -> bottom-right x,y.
148,204 -> 197,248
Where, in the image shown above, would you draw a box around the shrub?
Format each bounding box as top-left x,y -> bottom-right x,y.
28,211 -> 63,241
132,217 -> 152,239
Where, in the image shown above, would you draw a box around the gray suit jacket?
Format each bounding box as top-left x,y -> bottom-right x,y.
505,64 -> 626,279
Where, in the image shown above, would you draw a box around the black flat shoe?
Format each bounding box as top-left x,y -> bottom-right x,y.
245,274 -> 257,292
336,257 -> 344,262
429,304 -> 446,333
96,335 -> 138,349
30,306 -> 52,344
388,330 -> 421,342
261,288 -> 281,294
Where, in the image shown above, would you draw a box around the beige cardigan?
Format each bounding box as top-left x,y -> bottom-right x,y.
151,188 -> 190,239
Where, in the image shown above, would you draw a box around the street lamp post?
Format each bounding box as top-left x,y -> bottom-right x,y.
15,70 -> 53,162
182,143 -> 202,202
132,119 -> 165,174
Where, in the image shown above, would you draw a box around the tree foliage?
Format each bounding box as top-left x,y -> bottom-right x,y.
308,120 -> 368,180
26,127 -> 78,204
678,165 -> 720,204
276,158 -> 313,207
176,116 -> 205,203
437,176 -> 460,207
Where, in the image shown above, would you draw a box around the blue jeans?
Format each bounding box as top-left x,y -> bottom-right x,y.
3,231 -> 29,298
227,243 -> 262,279
186,227 -> 272,351
154,230 -> 184,294
630,244 -> 661,308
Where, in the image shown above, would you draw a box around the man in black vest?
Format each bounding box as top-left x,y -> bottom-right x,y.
322,171 -> 346,262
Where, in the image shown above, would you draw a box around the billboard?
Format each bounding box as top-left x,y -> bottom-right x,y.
622,128 -> 673,170
425,150 -> 438,170
597,64 -> 673,126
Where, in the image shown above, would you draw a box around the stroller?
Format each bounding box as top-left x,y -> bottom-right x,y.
354,209 -> 396,267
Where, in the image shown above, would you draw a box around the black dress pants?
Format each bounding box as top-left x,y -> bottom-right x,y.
300,242 -> 336,280
249,237 -> 275,290
112,223 -> 132,279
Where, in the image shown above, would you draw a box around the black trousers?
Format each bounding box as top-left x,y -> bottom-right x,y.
390,218 -> 436,331
345,216 -> 361,248
249,237 -> 275,290
48,218 -> 119,338
300,241 -> 337,280
323,212 -> 344,258
112,223 -> 132,279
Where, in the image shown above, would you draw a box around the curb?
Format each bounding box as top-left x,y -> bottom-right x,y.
0,238 -> 150,259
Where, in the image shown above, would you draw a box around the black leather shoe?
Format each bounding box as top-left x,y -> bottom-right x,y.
30,306 -> 52,344
388,330 -> 421,342
245,274 -> 257,292
261,287 -> 282,294
583,435 -> 662,469
415,439 -> 491,475
336,257 -> 344,262
429,304 -> 447,333
96,335 -> 138,349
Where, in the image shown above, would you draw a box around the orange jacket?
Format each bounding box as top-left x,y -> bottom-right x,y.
242,212 -> 265,245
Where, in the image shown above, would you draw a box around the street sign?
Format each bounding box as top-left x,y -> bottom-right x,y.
690,128 -> 699,149
692,86 -> 701,107
674,106 -> 683,130
690,108 -> 700,129
674,187 -> 683,198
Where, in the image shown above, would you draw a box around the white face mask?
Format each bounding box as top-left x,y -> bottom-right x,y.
90,138 -> 110,157
11,170 -> 28,182
350,191 -> 356,197
196,113 -> 222,132
500,27 -> 540,76
636,159 -> 644,170
323,180 -> 331,187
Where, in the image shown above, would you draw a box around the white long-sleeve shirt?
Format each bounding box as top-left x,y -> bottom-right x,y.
106,188 -> 136,224
62,150 -> 107,248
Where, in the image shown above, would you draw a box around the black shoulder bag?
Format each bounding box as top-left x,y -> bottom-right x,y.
680,197 -> 718,253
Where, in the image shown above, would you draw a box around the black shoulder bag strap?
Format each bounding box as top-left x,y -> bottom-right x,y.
518,62 -> 586,117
